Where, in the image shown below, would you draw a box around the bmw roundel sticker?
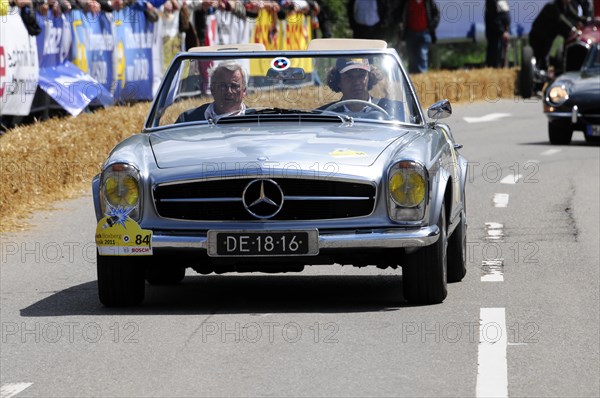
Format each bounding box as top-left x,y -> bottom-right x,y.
271,57 -> 290,71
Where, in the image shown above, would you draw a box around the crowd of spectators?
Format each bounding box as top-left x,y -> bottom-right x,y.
2,0 -> 333,41
346,0 -> 595,73
3,0 -> 597,75
346,0 -> 441,74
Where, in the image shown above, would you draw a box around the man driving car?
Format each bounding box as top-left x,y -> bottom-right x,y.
176,60 -> 248,122
320,58 -> 404,119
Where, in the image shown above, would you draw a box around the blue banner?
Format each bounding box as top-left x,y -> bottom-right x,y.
113,3 -> 154,102
36,13 -> 70,68
38,61 -> 113,116
70,10 -> 114,92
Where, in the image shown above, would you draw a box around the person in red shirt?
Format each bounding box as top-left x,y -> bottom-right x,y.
395,0 -> 440,73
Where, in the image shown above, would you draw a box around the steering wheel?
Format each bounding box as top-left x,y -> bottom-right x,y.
323,99 -> 391,119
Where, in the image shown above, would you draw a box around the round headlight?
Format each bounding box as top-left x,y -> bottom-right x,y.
548,85 -> 569,105
103,167 -> 140,208
390,170 -> 426,207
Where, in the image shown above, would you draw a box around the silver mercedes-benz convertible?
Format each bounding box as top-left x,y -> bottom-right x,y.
92,39 -> 468,307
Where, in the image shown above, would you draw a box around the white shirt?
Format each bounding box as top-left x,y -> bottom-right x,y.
497,0 -> 509,13
204,102 -> 246,120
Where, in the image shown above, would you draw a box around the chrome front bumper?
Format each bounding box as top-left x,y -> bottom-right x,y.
151,226 -> 440,250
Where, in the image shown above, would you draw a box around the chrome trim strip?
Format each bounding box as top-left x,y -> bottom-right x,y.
159,197 -> 242,203
318,226 -> 439,248
545,112 -> 571,117
153,175 -> 378,187
159,196 -> 372,202
548,111 -> 600,120
151,226 -> 439,250
284,196 -> 372,201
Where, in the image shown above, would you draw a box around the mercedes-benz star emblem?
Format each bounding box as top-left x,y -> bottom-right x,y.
242,179 -> 284,219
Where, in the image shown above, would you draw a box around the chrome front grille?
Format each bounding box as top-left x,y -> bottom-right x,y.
153,178 -> 376,221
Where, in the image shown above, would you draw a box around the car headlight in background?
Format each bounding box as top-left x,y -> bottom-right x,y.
547,84 -> 569,106
388,161 -> 428,222
100,163 -> 141,220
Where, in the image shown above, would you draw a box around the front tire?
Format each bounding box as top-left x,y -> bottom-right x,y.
548,120 -> 573,145
97,254 -> 145,307
519,45 -> 534,99
403,204 -> 448,304
447,209 -> 467,283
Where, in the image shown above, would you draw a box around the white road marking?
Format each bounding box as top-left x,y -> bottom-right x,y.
485,229 -> 504,240
1,383 -> 33,398
485,221 -> 504,242
493,193 -> 509,208
541,148 -> 561,156
481,260 -> 505,282
486,230 -> 504,238
476,308 -> 508,398
481,274 -> 504,282
485,222 -> 504,229
482,223 -> 504,281
484,222 -> 504,241
500,174 -> 521,184
463,113 -> 512,123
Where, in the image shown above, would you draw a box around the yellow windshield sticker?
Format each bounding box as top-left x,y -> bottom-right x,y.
329,149 -> 368,157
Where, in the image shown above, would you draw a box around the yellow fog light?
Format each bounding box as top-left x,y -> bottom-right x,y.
390,170 -> 426,207
103,165 -> 140,208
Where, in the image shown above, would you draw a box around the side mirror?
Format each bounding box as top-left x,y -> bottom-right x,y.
427,99 -> 452,123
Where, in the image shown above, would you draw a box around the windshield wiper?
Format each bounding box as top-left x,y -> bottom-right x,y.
207,108 -> 354,125
250,108 -> 354,124
249,108 -> 318,115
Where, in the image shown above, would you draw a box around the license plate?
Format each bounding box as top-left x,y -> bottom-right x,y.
207,230 -> 318,257
587,125 -> 600,137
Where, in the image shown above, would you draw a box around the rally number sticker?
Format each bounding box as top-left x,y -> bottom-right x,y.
95,215 -> 152,256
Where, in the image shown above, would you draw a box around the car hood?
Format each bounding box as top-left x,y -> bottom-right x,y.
149,123 -> 416,169
557,71 -> 600,97
573,72 -> 600,92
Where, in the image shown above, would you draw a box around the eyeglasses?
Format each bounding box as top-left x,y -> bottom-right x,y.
211,82 -> 243,93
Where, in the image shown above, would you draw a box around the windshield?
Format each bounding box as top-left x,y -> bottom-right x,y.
586,44 -> 600,71
148,52 -> 423,128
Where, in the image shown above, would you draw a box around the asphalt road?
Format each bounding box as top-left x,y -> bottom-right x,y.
1,98 -> 599,397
